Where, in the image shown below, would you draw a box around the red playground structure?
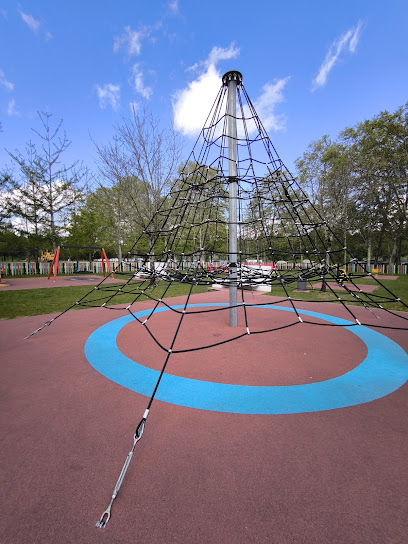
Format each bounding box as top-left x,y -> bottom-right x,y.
47,245 -> 114,282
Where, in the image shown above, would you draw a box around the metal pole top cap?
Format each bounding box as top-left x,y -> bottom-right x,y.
222,71 -> 243,86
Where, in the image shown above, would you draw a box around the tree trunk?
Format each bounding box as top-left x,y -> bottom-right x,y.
374,222 -> 386,265
117,239 -> 122,262
320,232 -> 331,292
389,240 -> 398,266
389,225 -> 403,266
148,236 -> 155,271
343,230 -> 347,266
366,233 -> 372,272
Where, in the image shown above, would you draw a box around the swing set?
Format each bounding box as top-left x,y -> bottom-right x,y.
47,245 -> 113,282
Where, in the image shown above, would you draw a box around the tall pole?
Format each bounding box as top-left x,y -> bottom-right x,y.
223,71 -> 242,327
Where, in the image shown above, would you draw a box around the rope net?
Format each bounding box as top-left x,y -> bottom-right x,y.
38,71 -> 407,342
27,72 -> 408,527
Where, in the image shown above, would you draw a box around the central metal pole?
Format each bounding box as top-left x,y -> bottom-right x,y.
223,71 -> 242,328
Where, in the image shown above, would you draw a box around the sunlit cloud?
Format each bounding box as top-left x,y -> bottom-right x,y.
173,44 -> 240,136
250,77 -> 291,132
0,69 -> 14,91
312,21 -> 364,91
207,43 -> 240,68
96,83 -> 120,110
173,43 -> 290,137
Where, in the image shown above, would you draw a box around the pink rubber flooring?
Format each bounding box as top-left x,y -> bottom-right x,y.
0,275 -> 124,290
1,286 -> 408,544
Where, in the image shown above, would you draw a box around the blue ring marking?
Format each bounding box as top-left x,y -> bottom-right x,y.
84,303 -> 408,414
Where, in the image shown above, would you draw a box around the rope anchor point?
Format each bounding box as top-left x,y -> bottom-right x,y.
96,409 -> 149,528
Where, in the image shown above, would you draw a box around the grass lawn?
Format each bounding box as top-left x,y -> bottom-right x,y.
266,274 -> 408,313
1,275 -> 408,320
0,282 -> 209,320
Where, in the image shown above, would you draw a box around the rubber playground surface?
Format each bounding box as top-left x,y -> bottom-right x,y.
0,275 -> 125,290
1,279 -> 408,543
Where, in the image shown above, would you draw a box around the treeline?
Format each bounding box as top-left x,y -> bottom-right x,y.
1,103 -> 407,265
0,107 -> 180,262
296,103 -> 408,266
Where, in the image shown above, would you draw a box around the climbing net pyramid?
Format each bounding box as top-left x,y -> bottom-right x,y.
30,71 -> 408,341
27,71 -> 408,527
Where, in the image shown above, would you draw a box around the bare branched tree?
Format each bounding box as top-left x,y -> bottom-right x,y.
94,105 -> 182,263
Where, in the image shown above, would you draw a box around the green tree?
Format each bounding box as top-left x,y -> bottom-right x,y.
6,112 -> 87,254
168,162 -> 228,262
5,142 -> 47,260
0,170 -> 28,260
67,184 -> 144,260
295,136 -> 356,246
295,104 -> 408,267
341,104 -> 408,266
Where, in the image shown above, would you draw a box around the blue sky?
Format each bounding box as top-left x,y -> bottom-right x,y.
1,0 -> 407,177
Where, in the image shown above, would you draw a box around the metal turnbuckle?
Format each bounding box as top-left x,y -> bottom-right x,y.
96,497 -> 114,528
96,409 -> 149,528
24,320 -> 53,339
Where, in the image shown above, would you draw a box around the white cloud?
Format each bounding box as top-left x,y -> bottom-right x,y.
187,42 -> 240,73
173,44 -> 240,136
349,21 -> 363,53
250,77 -> 291,132
114,23 -> 161,57
18,9 -> 53,41
114,26 -> 145,56
173,43 -> 289,137
7,98 -> 20,117
19,10 -> 40,32
173,65 -> 223,136
129,64 -> 152,99
312,21 -> 363,91
96,84 -> 120,110
207,43 -> 240,67
0,69 -> 14,91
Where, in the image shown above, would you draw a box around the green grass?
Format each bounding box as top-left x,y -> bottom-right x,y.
1,274 -> 408,320
266,274 -> 408,312
0,282 -> 209,320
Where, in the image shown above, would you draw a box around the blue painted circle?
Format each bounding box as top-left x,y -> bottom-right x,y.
84,303 -> 408,414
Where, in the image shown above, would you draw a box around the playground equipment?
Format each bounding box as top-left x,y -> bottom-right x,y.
26,71 -> 408,528
47,246 -> 113,282
40,250 -> 55,262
